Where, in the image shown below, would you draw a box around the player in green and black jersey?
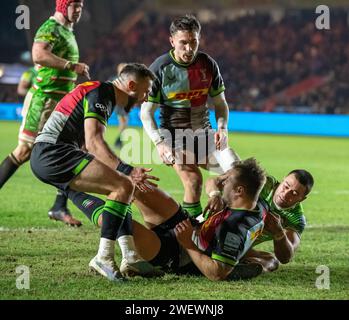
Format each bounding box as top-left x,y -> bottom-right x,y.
205,167 -> 314,279
0,0 -> 89,226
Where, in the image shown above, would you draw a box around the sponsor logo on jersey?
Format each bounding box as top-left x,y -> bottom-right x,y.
168,88 -> 209,100
95,103 -> 109,116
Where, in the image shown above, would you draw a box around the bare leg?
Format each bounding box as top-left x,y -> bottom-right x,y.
132,220 -> 161,261
133,187 -> 180,228
173,163 -> 203,204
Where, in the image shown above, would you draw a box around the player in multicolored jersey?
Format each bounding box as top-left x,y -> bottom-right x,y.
205,165 -> 314,278
0,0 -> 89,226
30,63 -> 163,281
63,157 -> 267,280
141,14 -> 238,221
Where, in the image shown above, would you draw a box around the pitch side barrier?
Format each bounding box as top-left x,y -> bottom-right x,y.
1,103 -> 348,137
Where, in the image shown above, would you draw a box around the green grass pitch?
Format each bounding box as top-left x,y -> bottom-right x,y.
0,121 -> 348,299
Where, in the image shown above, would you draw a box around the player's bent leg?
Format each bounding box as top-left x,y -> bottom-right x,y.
173,163 -> 203,218
119,220 -> 164,277
133,187 -> 180,228
0,146 -> 28,189
71,159 -> 163,279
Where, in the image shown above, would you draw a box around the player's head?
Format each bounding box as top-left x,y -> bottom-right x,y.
273,169 -> 314,209
169,14 -> 201,64
56,0 -> 84,24
117,63 -> 156,111
222,158 -> 266,205
116,63 -> 127,76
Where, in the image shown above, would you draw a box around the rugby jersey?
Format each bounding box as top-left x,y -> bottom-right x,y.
148,50 -> 225,130
35,81 -> 116,148
255,175 -> 307,245
193,201 -> 268,266
33,17 -> 79,94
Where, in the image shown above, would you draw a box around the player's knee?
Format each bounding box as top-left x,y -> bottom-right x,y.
109,175 -> 135,199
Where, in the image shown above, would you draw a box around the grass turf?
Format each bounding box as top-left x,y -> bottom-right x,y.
0,121 -> 348,299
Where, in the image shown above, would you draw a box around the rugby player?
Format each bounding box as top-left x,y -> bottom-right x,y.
0,0 -> 89,226
65,158 -> 267,281
30,63 -> 161,281
205,168 -> 314,277
141,14 -> 237,220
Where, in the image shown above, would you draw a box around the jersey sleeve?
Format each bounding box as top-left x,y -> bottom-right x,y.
283,204 -> 307,236
34,22 -> 59,48
148,59 -> 163,104
83,88 -> 109,126
210,218 -> 242,266
208,57 -> 225,97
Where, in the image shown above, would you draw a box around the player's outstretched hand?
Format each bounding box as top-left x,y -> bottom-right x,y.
156,141 -> 175,165
130,167 -> 159,192
174,219 -> 195,249
203,195 -> 225,219
72,62 -> 90,80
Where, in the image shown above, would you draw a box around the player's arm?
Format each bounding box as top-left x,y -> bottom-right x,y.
212,92 -> 229,150
175,219 -> 233,281
203,169 -> 237,216
273,228 -> 301,264
140,101 -> 162,145
212,92 -> 229,131
141,101 -> 174,165
85,118 -> 122,169
264,212 -> 301,264
32,42 -> 90,78
17,72 -> 32,96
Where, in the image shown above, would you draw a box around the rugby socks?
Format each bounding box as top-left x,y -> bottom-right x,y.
183,201 -> 202,218
66,190 -> 105,225
117,210 -> 143,263
51,190 -> 68,211
101,200 -> 129,241
0,154 -> 20,188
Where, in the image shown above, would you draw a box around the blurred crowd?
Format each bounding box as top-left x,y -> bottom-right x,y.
3,10 -> 349,114
84,10 -> 349,114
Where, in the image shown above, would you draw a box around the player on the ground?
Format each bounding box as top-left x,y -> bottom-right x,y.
205,168 -> 314,278
141,14 -> 236,220
0,0 -> 89,226
30,63 -> 161,281
65,158 -> 267,280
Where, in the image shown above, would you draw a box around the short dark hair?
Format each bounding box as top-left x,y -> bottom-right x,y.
232,158 -> 266,200
119,63 -> 156,82
170,14 -> 201,36
288,169 -> 314,195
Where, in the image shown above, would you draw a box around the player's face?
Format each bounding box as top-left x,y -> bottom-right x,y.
221,171 -> 242,204
273,174 -> 307,209
170,30 -> 200,64
130,78 -> 153,104
67,2 -> 84,24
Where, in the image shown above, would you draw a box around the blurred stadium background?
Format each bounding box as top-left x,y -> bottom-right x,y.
1,0 -> 349,120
